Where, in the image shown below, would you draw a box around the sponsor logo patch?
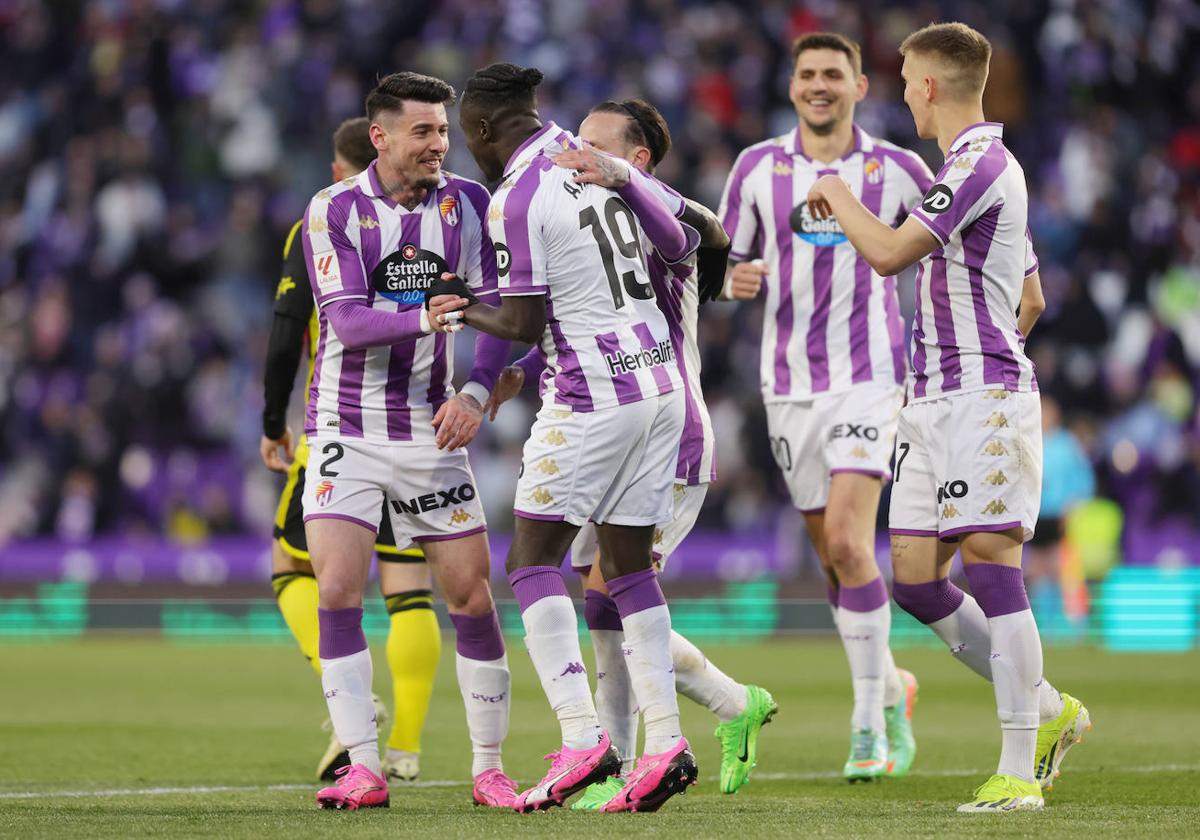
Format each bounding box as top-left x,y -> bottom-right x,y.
494,242 -> 511,277
390,482 -> 476,516
937,480 -> 969,504
789,201 -> 847,246
312,251 -> 340,293
921,184 -> 954,214
371,244 -> 449,304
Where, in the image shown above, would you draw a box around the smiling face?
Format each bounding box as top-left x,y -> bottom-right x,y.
370,101 -> 449,190
579,110 -> 652,171
788,47 -> 867,136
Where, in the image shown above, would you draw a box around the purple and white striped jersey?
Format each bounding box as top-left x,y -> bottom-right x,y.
301,162 -> 498,443
719,125 -> 933,401
639,178 -> 717,486
489,122 -> 683,412
906,122 -> 1039,402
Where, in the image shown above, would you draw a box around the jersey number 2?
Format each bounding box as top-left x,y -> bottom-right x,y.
579,197 -> 653,309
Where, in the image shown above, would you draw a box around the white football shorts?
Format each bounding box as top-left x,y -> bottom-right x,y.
302,436 -> 486,545
765,381 -> 904,513
515,390 -> 684,528
569,481 -> 709,573
888,388 -> 1042,541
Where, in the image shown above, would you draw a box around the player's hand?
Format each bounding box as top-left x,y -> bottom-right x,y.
725,260 -> 767,300
552,147 -> 630,188
432,392 -> 484,450
806,174 -> 844,220
427,287 -> 469,334
483,365 -> 525,421
259,429 -> 294,474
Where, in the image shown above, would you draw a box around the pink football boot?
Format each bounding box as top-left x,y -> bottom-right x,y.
513,731 -> 621,813
601,738 -> 697,813
315,764 -> 389,810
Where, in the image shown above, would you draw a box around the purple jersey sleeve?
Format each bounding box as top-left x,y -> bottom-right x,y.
460,181 -> 501,306
323,299 -> 427,350
719,145 -> 775,261
909,143 -> 1009,246
1024,226 -> 1040,277
302,190 -> 370,306
617,167 -> 693,264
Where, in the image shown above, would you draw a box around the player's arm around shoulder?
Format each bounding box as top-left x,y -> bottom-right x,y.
807,174 -> 938,277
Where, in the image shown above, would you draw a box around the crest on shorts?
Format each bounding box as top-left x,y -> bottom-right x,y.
864,157 -> 883,185
983,499 -> 1009,515
439,195 -> 460,226
315,480 -> 334,507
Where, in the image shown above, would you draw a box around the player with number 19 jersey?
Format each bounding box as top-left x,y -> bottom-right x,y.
487,122 -> 687,526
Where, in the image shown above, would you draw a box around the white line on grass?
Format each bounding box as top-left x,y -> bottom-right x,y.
2,764 -> 1195,801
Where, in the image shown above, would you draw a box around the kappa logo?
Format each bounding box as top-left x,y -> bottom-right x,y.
985,470 -> 1009,486
652,527 -> 664,545
315,480 -> 334,506
942,503 -> 962,519
921,184 -> 954,214
850,445 -> 869,459
439,195 -> 459,226
449,509 -> 474,525
390,482 -> 476,516
983,412 -> 1010,428
316,188 -> 333,200
308,215 -> 328,234
528,487 -> 554,505
534,458 -> 560,476
357,215 -> 379,230
559,662 -> 586,676
983,499 -> 1009,515
547,409 -> 572,419
487,204 -> 506,223
984,389 -> 1009,400
983,439 -> 1009,456
773,161 -> 793,177
541,429 -> 567,446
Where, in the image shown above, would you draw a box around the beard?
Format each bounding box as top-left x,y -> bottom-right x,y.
413,174 -> 440,190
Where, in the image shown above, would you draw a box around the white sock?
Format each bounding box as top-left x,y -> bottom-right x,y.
319,648 -> 381,776
621,604 -> 681,755
835,603 -> 891,734
989,609 -> 1043,783
882,648 -> 904,708
590,628 -> 638,774
1039,678 -> 1065,721
928,593 -> 995,681
455,652 -> 510,776
521,595 -> 601,750
670,630 -> 747,722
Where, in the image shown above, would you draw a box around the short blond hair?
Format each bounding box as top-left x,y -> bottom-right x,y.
899,22 -> 992,100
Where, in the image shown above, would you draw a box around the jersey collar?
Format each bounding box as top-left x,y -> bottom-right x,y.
361,160 -> 447,211
949,121 -> 1004,153
503,121 -> 574,178
787,124 -> 872,163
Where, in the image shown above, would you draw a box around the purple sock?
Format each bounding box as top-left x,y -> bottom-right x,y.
507,565 -> 569,612
318,607 -> 367,659
449,611 -> 505,661
606,568 -> 667,619
583,589 -> 624,631
963,563 -> 1030,618
838,577 -> 889,612
892,578 -> 966,625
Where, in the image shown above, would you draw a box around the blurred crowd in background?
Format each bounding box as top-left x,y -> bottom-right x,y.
2,0 -> 1199,557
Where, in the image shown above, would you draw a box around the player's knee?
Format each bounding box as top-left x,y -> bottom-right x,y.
823,525 -> 872,573
441,583 -> 493,616
315,577 -> 362,610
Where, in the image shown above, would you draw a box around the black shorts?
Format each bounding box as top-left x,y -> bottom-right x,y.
273,436 -> 425,563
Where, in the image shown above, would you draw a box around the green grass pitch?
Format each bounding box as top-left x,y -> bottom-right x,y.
1,636 -> 1196,838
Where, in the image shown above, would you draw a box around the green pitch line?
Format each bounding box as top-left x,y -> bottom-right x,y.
1,639 -> 1196,839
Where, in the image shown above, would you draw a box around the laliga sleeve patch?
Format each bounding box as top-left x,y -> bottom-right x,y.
371,244 -> 450,304
312,250 -> 341,293
921,184 -> 954,214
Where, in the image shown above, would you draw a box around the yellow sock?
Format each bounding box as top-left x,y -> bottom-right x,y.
384,589 -> 441,754
273,571 -> 322,676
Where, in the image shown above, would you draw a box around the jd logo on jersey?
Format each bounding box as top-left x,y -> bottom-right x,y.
371,244 -> 449,304
789,201 -> 847,246
494,242 -> 511,278
921,184 -> 954,214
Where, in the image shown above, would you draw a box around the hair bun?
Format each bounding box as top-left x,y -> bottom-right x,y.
520,68 -> 545,88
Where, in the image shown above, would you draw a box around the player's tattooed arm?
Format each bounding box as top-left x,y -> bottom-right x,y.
682,198 -> 732,304
807,175 -> 938,276
681,199 -> 729,251
1018,271 -> 1045,338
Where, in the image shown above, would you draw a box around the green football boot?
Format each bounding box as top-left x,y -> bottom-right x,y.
957,773 -> 1043,812
714,684 -> 778,794
1035,692 -> 1092,790
843,728 -> 888,782
570,775 -> 626,810
884,668 -> 919,777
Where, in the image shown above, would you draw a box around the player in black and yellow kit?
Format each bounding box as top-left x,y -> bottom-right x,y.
259,117 -> 440,784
